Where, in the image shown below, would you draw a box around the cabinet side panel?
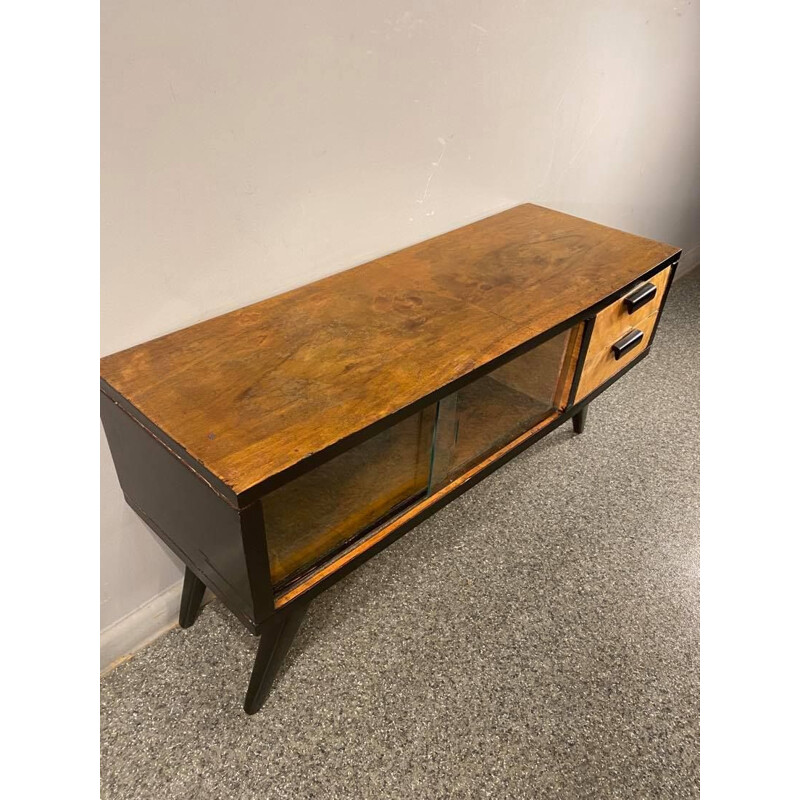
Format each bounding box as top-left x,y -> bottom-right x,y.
100,392 -> 261,629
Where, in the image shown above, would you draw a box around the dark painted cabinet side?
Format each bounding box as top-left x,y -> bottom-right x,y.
100,392 -> 273,632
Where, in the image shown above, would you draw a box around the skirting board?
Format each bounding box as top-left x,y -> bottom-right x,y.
100,579 -> 213,674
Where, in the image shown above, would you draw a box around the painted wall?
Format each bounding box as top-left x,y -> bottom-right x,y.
101,0 -> 699,658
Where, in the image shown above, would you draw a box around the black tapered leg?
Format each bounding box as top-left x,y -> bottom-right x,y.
572,406 -> 588,435
179,566 -> 206,629
244,601 -> 309,715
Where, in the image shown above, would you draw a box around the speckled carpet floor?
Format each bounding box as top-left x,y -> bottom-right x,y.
101,269 -> 700,800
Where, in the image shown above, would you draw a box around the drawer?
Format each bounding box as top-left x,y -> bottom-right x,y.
575,308 -> 658,402
574,267 -> 670,400
589,266 -> 670,347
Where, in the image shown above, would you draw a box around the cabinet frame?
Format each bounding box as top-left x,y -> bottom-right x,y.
100,203 -> 681,713
101,256 -> 678,631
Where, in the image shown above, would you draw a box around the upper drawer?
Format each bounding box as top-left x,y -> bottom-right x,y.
590,266 -> 671,347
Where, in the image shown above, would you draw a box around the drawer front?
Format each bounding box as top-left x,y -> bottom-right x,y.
589,266 -> 670,347
574,267 -> 670,401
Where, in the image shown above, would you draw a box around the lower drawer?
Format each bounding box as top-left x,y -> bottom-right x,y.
574,308 -> 659,400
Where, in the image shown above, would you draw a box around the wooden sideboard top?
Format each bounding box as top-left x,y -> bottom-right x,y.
101,203 -> 679,500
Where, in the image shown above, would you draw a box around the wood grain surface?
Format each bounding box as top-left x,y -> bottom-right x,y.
100,203 -> 678,499
553,323 -> 585,410
574,308 -> 661,401
587,265 -> 671,348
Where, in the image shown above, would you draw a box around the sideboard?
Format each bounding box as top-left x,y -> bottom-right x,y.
101,203 -> 680,713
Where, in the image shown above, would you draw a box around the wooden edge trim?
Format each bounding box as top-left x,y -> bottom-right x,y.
554,322 -> 584,410
274,410 -> 561,608
101,389 -> 240,509
240,502 -> 277,621
566,316 -> 595,408
645,258 -> 680,352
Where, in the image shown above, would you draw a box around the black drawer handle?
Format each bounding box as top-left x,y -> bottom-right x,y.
624,282 -> 657,314
612,329 -> 644,360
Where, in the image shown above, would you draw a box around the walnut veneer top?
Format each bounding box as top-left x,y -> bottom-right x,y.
100,203 -> 678,499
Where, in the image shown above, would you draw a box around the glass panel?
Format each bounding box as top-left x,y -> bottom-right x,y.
428,392 -> 459,494
262,325 -> 578,588
262,405 -> 436,586
431,328 -> 573,486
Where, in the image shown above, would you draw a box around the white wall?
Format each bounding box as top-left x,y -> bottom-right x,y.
101,0 -> 699,658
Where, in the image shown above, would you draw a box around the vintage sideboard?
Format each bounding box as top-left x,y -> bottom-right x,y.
101,203 -> 680,713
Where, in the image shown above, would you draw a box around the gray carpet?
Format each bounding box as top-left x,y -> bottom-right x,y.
101,270 -> 700,800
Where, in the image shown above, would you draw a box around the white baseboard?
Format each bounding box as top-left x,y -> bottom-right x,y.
100,580 -> 212,674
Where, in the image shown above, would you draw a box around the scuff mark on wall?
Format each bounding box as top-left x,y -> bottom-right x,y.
470,21 -> 489,54
417,137 -> 448,205
566,112 -> 605,170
